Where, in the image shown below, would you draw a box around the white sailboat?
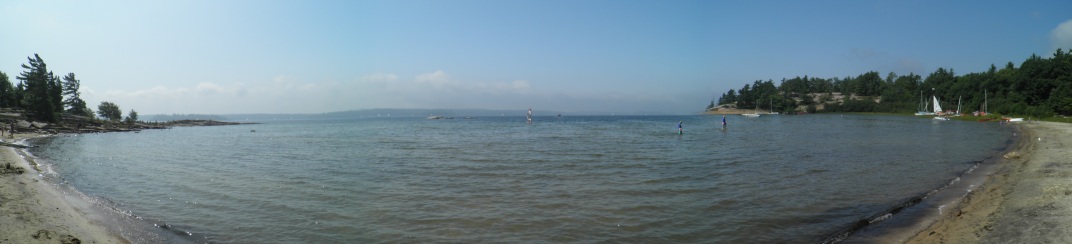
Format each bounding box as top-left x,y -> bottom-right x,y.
933,96 -> 949,120
742,100 -> 761,117
955,96 -> 962,116
915,90 -> 935,116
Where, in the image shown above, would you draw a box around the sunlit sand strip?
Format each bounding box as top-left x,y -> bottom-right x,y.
906,121 -> 1072,243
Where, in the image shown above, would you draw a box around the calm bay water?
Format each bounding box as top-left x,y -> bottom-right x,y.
27,114 -> 1012,243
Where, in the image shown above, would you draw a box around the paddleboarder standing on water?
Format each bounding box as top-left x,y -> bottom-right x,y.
678,121 -> 683,134
722,115 -> 727,128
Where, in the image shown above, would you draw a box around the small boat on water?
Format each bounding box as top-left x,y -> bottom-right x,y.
742,100 -> 761,117
931,96 -> 950,121
915,90 -> 935,116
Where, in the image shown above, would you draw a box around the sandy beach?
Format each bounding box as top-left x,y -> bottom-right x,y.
906,121 -> 1072,243
0,133 -> 127,244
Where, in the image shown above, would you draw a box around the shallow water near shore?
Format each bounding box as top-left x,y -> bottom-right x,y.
26,114 -> 1012,242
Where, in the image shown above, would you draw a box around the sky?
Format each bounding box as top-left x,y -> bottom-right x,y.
2,0 -> 1071,115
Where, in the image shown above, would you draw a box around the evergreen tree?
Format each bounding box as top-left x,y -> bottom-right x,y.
710,49 -> 1072,116
49,71 -> 63,114
61,73 -> 88,114
16,54 -> 59,122
0,71 -> 14,108
14,83 -> 24,109
125,109 -> 139,126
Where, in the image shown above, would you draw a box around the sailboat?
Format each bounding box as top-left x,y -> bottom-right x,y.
915,90 -> 935,116
933,96 -> 949,120
954,96 -> 962,116
742,101 -> 761,117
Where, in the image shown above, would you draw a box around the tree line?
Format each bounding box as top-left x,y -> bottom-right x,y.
711,49 -> 1072,117
0,54 -> 138,125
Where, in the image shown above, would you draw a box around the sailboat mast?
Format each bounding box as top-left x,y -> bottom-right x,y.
957,96 -> 961,115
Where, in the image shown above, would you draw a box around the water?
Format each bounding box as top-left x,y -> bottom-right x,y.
26,114 -> 1013,243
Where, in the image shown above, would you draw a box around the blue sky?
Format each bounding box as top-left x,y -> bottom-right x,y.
2,0 -> 1071,115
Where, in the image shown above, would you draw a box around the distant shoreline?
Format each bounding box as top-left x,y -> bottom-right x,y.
703,108 -> 771,115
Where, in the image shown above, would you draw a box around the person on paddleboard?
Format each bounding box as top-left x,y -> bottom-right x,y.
678,121 -> 683,134
722,115 -> 727,128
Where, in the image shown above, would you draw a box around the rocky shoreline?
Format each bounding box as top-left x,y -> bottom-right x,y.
4,116 -> 255,135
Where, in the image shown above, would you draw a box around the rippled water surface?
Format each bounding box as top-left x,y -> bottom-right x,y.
28,114 -> 1012,243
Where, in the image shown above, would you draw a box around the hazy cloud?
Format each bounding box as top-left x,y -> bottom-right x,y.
409,70 -> 532,94
414,70 -> 452,87
80,70 -> 699,115
195,82 -> 228,95
1053,19 -> 1072,51
507,80 -> 530,91
361,73 -> 398,83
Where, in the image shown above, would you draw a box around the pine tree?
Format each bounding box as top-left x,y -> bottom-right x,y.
125,109 -> 139,126
62,73 -> 88,114
0,71 -> 14,108
16,54 -> 58,122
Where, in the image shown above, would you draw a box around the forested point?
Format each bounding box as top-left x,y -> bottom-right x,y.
709,49 -> 1072,118
1,53 -> 145,132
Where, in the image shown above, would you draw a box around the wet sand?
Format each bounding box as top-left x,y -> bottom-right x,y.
906,121 -> 1072,243
0,133 -> 127,243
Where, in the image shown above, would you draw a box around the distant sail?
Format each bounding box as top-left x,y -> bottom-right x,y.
932,96 -> 942,114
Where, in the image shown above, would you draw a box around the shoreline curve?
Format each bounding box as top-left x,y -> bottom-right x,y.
0,133 -> 129,243
905,121 -> 1072,243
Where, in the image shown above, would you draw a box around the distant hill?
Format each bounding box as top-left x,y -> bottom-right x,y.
315,108 -> 561,119
146,114 -> 228,122
167,108 -> 675,123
